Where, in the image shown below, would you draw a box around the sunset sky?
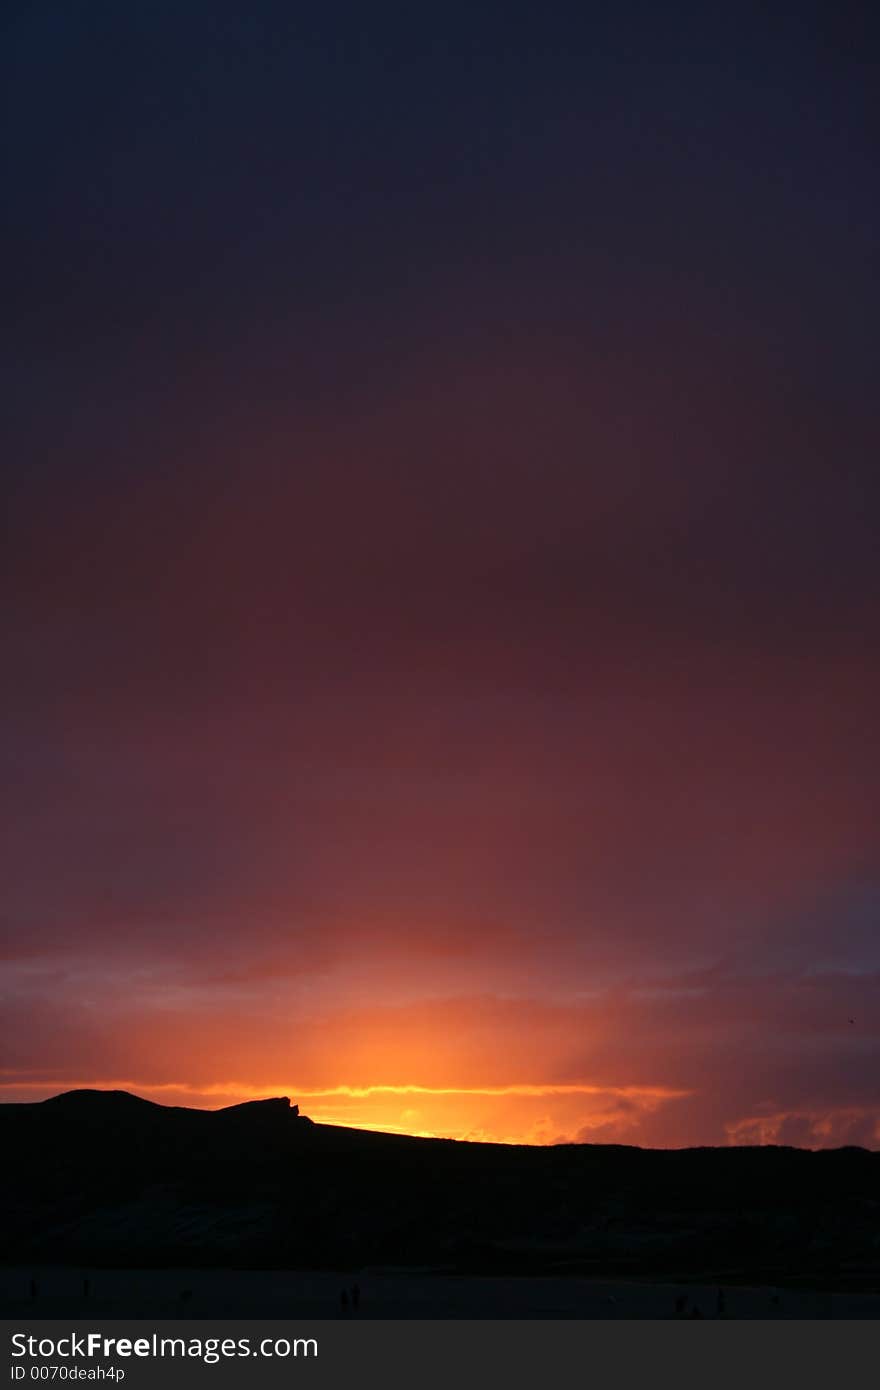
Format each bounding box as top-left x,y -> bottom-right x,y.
3,2 -> 879,1147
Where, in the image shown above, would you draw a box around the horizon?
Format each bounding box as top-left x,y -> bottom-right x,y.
6,1078 -> 878,1156
11,1085 -> 879,1153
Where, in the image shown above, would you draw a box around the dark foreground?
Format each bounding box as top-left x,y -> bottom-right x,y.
4,1091 -> 879,1304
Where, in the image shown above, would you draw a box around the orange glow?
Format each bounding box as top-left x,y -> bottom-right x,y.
0,1076 -> 690,1145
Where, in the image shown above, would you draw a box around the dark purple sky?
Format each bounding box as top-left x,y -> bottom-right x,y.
2,1 -> 878,1144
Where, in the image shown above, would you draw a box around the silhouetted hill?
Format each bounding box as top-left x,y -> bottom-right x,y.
3,1091 -> 878,1291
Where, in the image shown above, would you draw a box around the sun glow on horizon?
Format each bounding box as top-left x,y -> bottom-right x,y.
0,1075 -> 691,1145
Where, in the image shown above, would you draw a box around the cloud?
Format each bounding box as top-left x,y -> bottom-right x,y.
4,951 -> 877,1145
726,1108 -> 880,1149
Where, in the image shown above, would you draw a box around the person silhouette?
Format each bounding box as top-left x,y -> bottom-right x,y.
351,1283 -> 360,1311
716,1287 -> 725,1317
